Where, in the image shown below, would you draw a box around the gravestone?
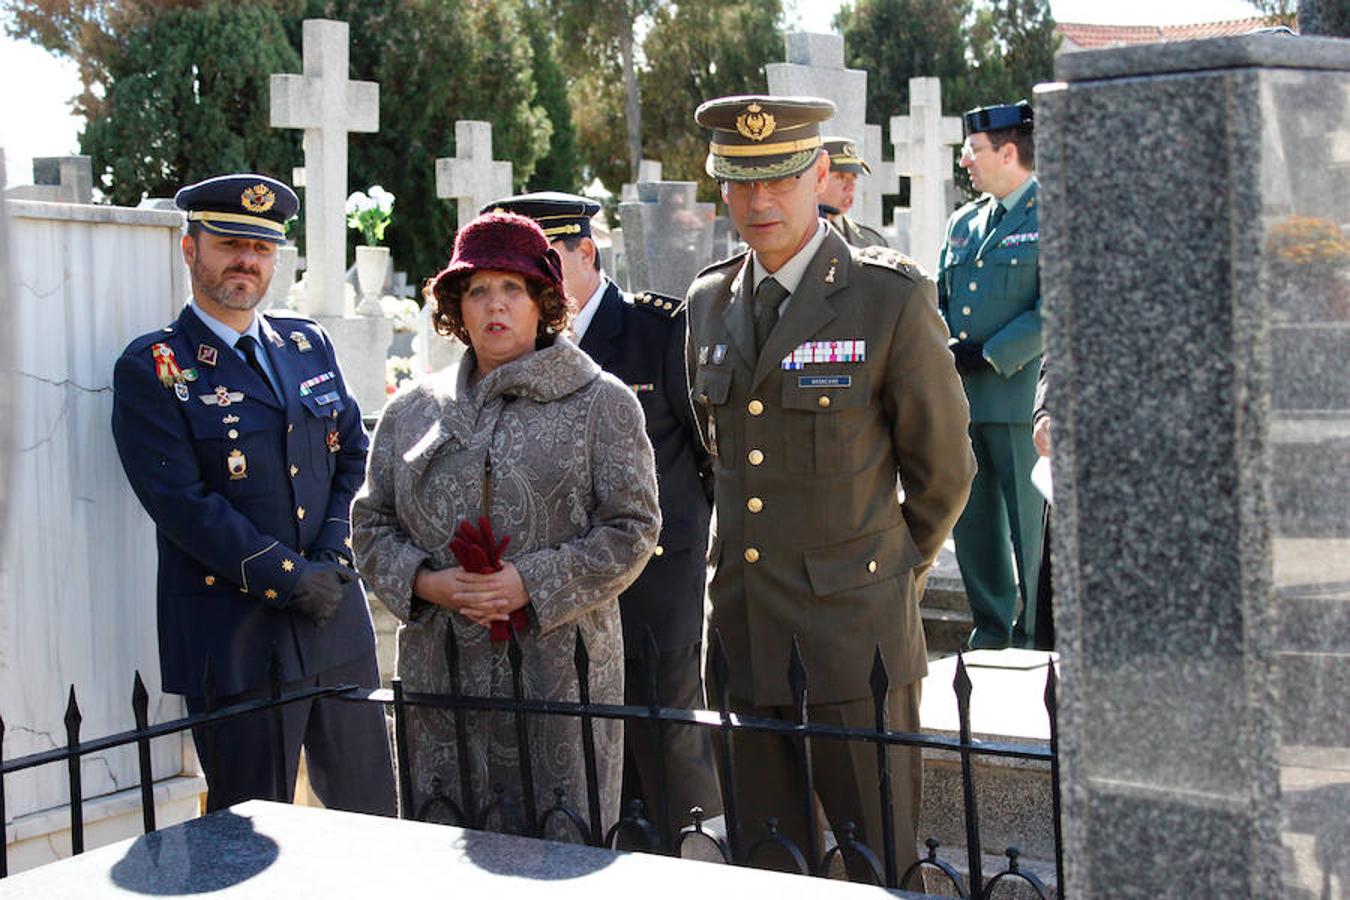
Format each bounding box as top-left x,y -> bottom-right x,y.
889,77 -> 963,271
617,181 -> 715,298
1038,34 -> 1350,898
435,121 -> 513,229
620,159 -> 662,203
0,152 -> 12,560
4,156 -> 93,205
765,33 -> 882,232
856,124 -> 894,245
270,19 -> 378,319
271,19 -> 391,416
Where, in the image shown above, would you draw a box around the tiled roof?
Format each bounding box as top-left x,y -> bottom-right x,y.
1056,18 -> 1275,50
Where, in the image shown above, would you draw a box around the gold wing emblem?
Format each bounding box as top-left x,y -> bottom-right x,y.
736,103 -> 776,142
240,184 -> 276,213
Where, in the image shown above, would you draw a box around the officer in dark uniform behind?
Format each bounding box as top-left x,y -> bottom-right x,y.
818,136 -> 888,249
937,101 -> 1044,649
482,191 -> 720,843
686,95 -> 974,879
111,174 -> 396,814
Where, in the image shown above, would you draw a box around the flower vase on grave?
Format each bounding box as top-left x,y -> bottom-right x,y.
355,244 -> 390,316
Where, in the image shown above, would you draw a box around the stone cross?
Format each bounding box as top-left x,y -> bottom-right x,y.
270,19 -> 379,318
766,32 -> 887,231
889,77 -> 962,270
859,124 -> 896,245
621,159 -> 663,202
618,181 -> 715,298
435,121 -> 513,228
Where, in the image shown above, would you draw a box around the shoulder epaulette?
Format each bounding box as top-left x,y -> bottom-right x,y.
855,245 -> 926,281
263,307 -> 314,323
632,291 -> 685,318
857,222 -> 889,245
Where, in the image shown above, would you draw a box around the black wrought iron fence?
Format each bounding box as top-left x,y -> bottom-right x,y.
0,631 -> 1063,899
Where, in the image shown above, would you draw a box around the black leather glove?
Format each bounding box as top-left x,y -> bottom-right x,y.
951,341 -> 991,375
287,561 -> 354,627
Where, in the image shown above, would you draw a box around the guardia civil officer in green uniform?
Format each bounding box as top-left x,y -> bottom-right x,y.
818,136 -> 888,249
686,95 -> 974,880
482,192 -> 720,844
938,101 -> 1044,649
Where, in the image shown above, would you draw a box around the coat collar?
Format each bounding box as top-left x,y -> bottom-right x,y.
977,178 -> 1037,259
402,337 -> 601,483
751,228 -> 848,390
578,281 -> 624,367
175,304 -> 284,410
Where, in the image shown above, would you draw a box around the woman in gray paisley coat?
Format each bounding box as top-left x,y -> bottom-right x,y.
351,212 -> 660,837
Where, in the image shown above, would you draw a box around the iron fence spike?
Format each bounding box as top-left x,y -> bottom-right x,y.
787,637 -> 807,709
869,646 -> 890,700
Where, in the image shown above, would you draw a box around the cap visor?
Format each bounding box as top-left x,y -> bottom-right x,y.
197,219 -> 286,243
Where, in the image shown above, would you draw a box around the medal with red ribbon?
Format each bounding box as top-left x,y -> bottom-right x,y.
152,343 -> 184,388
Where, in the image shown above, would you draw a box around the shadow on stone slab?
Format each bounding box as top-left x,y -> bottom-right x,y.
458,827 -> 617,880
110,811 -> 279,895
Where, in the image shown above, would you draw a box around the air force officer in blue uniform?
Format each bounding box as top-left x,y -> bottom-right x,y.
111,174 -> 396,814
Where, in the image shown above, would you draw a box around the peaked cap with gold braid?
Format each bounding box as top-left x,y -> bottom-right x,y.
822,136 -> 872,176
174,173 -> 298,242
480,191 -> 602,240
694,95 -> 835,182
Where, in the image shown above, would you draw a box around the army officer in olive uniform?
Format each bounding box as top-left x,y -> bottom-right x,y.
483,192 -> 720,843
938,101 -> 1045,649
111,174 -> 395,814
818,136 -> 888,249
686,95 -> 974,879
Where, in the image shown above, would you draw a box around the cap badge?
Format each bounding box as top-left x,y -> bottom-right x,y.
240,184 -> 276,213
736,103 -> 776,142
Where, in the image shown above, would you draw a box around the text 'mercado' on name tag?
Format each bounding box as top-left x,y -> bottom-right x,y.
799,375 -> 852,389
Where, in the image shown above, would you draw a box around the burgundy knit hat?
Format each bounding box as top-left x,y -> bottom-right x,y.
433,211 -> 565,297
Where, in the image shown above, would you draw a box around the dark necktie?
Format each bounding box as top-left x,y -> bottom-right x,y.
987,202 -> 1006,238
236,335 -> 278,401
753,277 -> 789,355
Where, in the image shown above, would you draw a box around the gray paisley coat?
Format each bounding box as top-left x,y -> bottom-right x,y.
351,336 -> 660,837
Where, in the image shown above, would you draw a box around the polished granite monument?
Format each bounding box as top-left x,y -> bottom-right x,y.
1038,31 -> 1350,898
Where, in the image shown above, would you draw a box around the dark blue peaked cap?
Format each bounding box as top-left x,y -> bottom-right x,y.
481,192 -> 602,240
962,101 -> 1033,138
175,173 -> 299,242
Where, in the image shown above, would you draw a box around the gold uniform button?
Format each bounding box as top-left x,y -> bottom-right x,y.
227,428 -> 239,440
817,395 -> 831,409
747,497 -> 763,513
976,259 -> 984,269
287,423 -> 294,433
748,449 -> 764,466
653,545 -> 665,557
1010,258 -> 1019,266
296,506 -> 306,520
744,547 -> 760,564
962,306 -> 972,315
747,399 -> 764,416
968,281 -> 978,292
204,575 -> 216,586
290,465 -> 299,477
867,559 -> 878,574
958,331 -> 969,340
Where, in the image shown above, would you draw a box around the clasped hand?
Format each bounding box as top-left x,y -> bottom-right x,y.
414,562 -> 529,628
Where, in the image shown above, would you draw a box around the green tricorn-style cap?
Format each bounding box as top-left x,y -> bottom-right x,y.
694,94 -> 835,182
962,100 -> 1033,137
822,136 -> 871,176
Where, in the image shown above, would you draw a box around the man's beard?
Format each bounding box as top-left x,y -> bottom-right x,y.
193,255 -> 269,311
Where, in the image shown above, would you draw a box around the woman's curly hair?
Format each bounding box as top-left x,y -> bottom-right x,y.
428,273 -> 569,345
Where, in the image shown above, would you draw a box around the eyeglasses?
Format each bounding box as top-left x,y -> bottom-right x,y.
720,174 -> 805,198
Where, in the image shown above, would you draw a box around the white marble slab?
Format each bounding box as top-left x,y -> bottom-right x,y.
1,202 -> 191,825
